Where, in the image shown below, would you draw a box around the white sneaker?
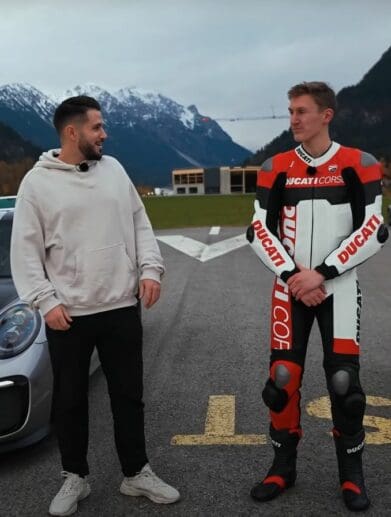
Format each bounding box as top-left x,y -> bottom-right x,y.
120,463 -> 180,504
49,471 -> 91,516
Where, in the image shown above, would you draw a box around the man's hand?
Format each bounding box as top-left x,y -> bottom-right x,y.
139,279 -> 161,309
44,304 -> 73,330
300,285 -> 327,307
287,268 -> 325,300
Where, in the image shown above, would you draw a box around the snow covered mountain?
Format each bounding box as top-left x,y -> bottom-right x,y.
0,83 -> 58,149
0,83 -> 250,185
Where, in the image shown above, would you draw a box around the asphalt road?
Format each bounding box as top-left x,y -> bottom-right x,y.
1,227 -> 390,517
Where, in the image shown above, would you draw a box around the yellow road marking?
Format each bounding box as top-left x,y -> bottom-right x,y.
171,435 -> 266,445
171,395 -> 266,445
306,395 -> 391,445
171,394 -> 391,446
205,395 -> 235,435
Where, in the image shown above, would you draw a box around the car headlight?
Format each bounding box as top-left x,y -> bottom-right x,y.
0,302 -> 41,359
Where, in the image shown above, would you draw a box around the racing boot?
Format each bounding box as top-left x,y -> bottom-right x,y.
250,426 -> 300,502
333,428 -> 370,512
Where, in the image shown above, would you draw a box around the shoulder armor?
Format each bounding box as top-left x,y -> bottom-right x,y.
360,151 -> 378,167
260,157 -> 273,172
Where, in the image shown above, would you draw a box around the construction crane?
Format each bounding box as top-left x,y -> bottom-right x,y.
213,114 -> 289,122
209,106 -> 289,122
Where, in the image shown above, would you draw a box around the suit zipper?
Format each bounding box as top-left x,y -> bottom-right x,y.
309,187 -> 314,268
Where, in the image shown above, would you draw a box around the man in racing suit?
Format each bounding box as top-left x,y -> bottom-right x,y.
247,82 -> 388,512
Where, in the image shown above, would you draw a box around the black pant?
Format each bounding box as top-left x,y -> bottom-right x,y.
46,306 -> 148,477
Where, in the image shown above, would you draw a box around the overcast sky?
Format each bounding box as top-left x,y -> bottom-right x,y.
1,0 -> 390,151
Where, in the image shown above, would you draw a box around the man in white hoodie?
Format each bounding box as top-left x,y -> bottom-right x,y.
11,96 -> 180,516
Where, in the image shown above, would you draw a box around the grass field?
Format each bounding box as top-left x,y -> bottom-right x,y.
384,195 -> 391,219
144,193 -> 391,229
143,194 -> 255,229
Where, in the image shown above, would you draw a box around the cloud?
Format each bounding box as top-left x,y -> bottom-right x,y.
0,0 -> 390,150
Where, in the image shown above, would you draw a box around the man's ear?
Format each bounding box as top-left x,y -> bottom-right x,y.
63,124 -> 79,142
323,108 -> 334,124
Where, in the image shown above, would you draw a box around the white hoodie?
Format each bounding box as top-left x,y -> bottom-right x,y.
10,150 -> 164,316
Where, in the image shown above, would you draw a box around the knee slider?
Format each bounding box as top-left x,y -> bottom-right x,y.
331,369 -> 350,395
330,368 -> 366,417
262,362 -> 297,413
262,378 -> 288,412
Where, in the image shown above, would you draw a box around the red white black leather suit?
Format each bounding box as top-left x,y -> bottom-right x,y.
247,142 -> 388,504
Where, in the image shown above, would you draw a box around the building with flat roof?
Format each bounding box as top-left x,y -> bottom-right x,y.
172,166 -> 259,195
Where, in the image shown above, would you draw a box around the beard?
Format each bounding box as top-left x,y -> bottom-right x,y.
78,138 -> 103,161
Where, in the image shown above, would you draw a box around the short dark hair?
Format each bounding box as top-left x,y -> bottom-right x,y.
53,95 -> 101,134
288,81 -> 337,112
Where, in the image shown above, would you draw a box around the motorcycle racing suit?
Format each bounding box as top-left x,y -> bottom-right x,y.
247,141 -> 388,506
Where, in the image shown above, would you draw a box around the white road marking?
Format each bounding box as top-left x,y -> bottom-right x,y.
200,234 -> 247,262
157,234 -> 248,262
209,226 -> 220,235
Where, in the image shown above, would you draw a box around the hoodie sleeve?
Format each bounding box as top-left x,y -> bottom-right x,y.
10,190 -> 60,316
128,181 -> 165,283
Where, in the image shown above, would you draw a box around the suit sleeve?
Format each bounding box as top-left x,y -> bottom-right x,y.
315,153 -> 388,279
246,157 -> 299,282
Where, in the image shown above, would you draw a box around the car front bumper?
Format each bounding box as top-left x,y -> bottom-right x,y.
0,334 -> 53,453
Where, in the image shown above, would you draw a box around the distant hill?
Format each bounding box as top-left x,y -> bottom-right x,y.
0,84 -> 250,186
0,121 -> 41,162
0,121 -> 41,195
247,46 -> 391,165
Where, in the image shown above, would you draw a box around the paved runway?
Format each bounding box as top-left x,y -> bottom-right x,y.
1,227 -> 390,516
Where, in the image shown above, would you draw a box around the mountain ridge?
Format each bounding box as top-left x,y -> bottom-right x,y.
0,120 -> 41,162
0,83 -> 250,185
247,46 -> 391,166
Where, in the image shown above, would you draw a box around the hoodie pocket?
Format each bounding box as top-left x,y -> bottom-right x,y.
70,243 -> 137,306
